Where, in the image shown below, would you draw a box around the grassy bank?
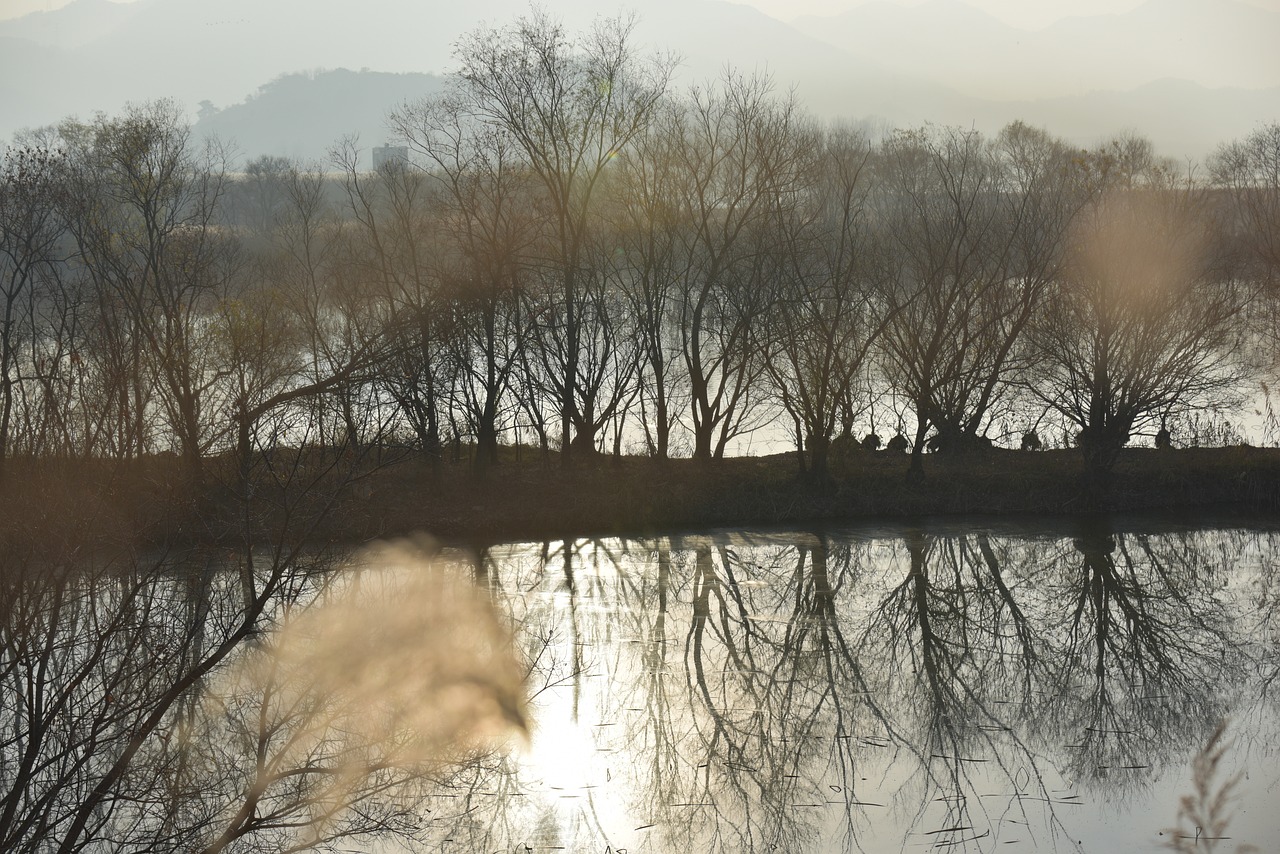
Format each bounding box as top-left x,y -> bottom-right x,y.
3,445 -> 1278,551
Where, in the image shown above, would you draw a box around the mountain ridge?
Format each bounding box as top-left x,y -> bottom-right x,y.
2,0 -> 1275,160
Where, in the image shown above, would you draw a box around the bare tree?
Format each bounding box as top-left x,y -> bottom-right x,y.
59,101 -> 237,486
602,98 -> 688,460
765,124 -> 887,481
1211,122 -> 1280,396
1031,148 -> 1251,484
390,95 -> 539,472
331,141 -> 447,460
872,124 -> 1083,473
224,154 -> 295,237
242,158 -> 351,449
0,144 -> 68,478
1211,122 -> 1280,286
450,10 -> 674,465
669,73 -> 817,460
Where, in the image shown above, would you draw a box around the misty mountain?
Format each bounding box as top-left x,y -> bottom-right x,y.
194,69 -> 448,165
1,0 -> 962,148
188,67 -> 1275,165
0,0 -> 143,47
0,0 -> 863,139
2,0 -> 1275,160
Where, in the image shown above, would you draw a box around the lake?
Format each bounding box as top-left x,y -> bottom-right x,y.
3,517 -> 1275,853
411,519 -> 1279,854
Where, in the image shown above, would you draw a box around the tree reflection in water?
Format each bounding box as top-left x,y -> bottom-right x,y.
857,530 -> 1066,849
3,524 -> 1273,852
424,523 -> 1276,854
0,539 -> 528,854
1052,522 -> 1243,787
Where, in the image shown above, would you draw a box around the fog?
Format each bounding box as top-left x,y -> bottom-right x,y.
1,0 -> 1277,160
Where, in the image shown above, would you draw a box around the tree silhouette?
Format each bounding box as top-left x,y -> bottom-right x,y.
1031,148 -> 1249,485
449,10 -> 674,465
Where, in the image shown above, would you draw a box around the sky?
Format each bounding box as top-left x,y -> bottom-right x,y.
5,0 -> 1277,28
748,0 -> 1280,28
1,0 -> 1274,159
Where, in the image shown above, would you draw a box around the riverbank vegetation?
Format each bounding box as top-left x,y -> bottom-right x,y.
2,12 -> 1278,515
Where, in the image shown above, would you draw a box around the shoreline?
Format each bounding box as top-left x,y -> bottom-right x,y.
3,446 -> 1278,551
341,445 -> 1280,546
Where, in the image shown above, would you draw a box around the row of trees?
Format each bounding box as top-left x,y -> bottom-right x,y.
2,13 -> 1276,488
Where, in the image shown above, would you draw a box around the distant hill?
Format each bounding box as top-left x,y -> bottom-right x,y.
0,0 -> 874,137
194,69 -> 448,166
0,0 -> 143,47
2,0 -> 1275,160
0,0 -> 964,152
188,69 -> 1276,166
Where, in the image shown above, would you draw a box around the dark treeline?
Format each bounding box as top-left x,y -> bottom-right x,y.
2,12 -> 1278,493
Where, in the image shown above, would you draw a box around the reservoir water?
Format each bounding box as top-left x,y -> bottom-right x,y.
4,517 -> 1276,853
415,520 -> 1279,854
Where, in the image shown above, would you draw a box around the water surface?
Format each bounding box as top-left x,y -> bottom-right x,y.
418,519 -> 1279,854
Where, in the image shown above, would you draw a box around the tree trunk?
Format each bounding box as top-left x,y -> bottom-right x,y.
808,433 -> 830,484
908,419 -> 928,477
654,386 -> 669,461
693,414 -> 714,462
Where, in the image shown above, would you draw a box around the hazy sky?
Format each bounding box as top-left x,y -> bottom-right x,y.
750,0 -> 1280,28
2,0 -> 1275,159
6,0 -> 1277,28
